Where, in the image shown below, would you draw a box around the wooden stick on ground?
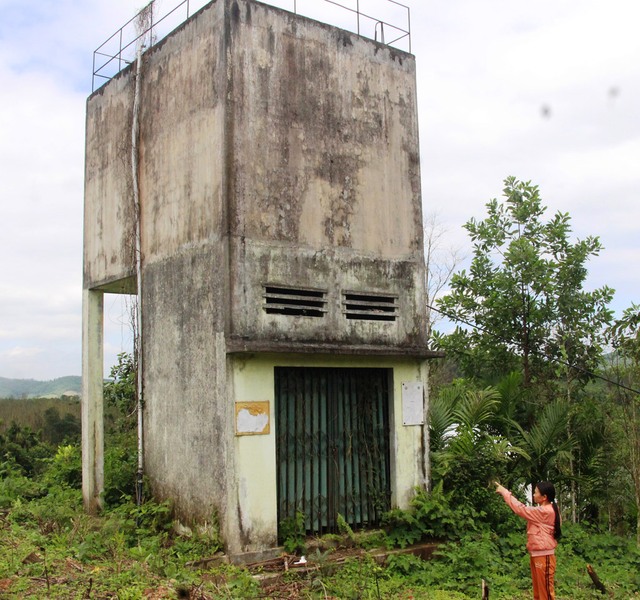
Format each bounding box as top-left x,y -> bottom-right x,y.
586,564 -> 607,595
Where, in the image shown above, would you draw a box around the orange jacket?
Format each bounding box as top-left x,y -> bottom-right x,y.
498,488 -> 557,556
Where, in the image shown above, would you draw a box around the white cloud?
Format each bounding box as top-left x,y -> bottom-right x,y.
2,346 -> 43,360
0,0 -> 638,379
415,0 -> 640,322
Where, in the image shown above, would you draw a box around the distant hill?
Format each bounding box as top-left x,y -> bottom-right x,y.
0,376 -> 81,399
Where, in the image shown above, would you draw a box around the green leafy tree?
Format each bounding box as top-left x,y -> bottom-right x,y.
435,177 -> 613,400
42,407 -> 80,446
434,177 -> 613,522
104,352 -> 137,432
103,352 -> 139,505
0,422 -> 51,477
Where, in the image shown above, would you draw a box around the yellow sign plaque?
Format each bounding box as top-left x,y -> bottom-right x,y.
235,401 -> 270,435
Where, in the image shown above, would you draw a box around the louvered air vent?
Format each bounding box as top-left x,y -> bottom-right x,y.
343,292 -> 398,322
263,286 -> 327,317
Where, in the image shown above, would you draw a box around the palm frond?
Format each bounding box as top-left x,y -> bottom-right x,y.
453,387 -> 500,429
495,371 -> 524,420
428,386 -> 462,448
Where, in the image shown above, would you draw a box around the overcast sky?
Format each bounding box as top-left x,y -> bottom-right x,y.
0,0 -> 638,380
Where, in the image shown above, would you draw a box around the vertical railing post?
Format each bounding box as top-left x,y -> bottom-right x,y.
356,0 -> 360,36
407,5 -> 411,53
150,0 -> 155,48
119,28 -> 123,72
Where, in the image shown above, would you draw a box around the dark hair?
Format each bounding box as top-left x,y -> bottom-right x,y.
536,481 -> 562,540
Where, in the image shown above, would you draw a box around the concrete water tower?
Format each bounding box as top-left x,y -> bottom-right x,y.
83,0 -> 436,556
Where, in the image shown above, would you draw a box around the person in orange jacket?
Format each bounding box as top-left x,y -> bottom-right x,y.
494,481 -> 562,600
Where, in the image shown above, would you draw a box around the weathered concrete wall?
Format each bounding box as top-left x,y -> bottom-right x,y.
226,0 -> 426,349
137,2 -> 228,265
84,0 -> 229,287
135,1 -> 233,529
84,69 -> 136,288
143,249 -> 229,524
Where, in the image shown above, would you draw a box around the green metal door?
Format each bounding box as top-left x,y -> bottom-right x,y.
275,367 -> 391,537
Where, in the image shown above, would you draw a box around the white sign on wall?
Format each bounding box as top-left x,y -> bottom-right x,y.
235,401 -> 270,435
402,382 -> 424,426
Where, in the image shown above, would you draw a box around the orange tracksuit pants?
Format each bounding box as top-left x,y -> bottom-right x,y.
530,554 -> 556,600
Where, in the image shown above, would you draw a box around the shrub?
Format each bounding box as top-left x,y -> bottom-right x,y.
0,459 -> 44,508
103,431 -> 139,507
9,486 -> 82,535
279,510 -> 306,554
43,444 -> 82,489
0,422 -> 53,477
382,482 -> 483,548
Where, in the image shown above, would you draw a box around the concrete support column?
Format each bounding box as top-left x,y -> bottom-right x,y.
82,288 -> 104,514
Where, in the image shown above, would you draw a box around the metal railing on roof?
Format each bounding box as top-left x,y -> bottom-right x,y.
92,0 -> 411,91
